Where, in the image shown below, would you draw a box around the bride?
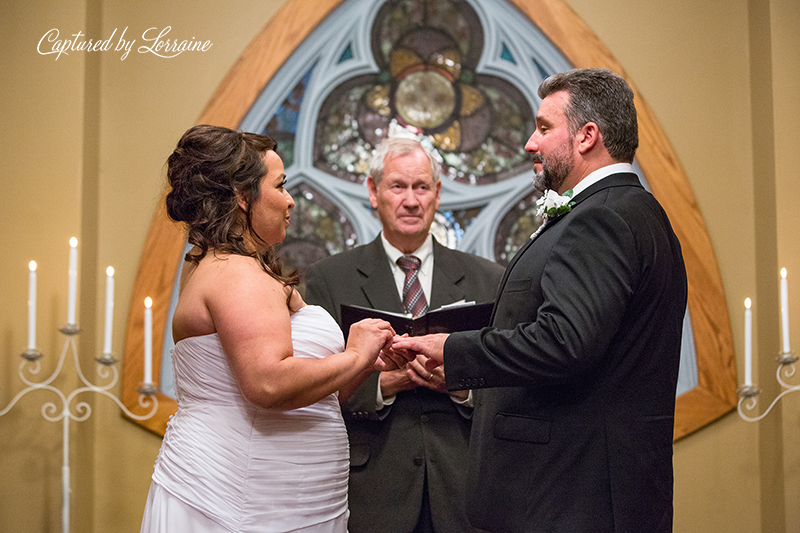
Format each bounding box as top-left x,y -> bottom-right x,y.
140,125 -> 404,532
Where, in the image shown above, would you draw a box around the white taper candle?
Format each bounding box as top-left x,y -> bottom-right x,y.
144,297 -> 153,384
744,298 -> 752,387
780,268 -> 790,354
28,261 -> 37,350
67,237 -> 78,325
103,267 -> 115,354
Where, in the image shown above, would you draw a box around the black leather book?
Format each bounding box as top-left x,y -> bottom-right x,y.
340,301 -> 494,339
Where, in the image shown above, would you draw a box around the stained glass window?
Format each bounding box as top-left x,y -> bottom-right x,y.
240,0 -> 576,268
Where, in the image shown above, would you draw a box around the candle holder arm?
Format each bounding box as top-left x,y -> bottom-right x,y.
738,352 -> 798,422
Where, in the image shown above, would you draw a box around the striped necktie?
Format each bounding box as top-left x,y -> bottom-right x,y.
397,255 -> 428,317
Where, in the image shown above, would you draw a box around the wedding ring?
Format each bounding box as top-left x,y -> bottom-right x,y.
427,373 -> 433,380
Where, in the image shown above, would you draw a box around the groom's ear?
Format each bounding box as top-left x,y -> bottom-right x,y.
575,122 -> 601,154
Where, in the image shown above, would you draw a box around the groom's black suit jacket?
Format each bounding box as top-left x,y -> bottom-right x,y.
305,236 -> 503,533
446,173 -> 688,533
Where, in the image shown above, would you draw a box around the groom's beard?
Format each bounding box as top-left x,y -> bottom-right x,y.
532,139 -> 574,192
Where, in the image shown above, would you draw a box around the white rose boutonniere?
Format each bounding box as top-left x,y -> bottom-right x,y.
535,189 -> 575,219
530,189 -> 575,239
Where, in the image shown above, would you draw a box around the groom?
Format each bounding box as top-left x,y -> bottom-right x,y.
393,68 -> 688,533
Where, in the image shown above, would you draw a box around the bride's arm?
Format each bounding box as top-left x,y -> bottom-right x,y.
336,367 -> 376,404
204,254 -> 395,410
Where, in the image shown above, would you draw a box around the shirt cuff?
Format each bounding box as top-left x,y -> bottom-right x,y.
449,390 -> 473,407
377,373 -> 396,409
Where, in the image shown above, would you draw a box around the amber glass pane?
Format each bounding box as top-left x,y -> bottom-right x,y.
494,190 -> 544,265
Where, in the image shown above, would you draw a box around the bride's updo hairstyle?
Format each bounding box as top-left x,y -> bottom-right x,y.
165,124 -> 298,287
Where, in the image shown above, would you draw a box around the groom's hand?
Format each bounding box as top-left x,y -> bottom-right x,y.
392,333 -> 449,369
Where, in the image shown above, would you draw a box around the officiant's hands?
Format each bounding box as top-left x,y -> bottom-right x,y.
379,353 -> 447,396
406,354 -> 447,393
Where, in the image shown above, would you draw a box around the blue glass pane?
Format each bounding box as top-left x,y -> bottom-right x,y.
434,207 -> 482,247
532,57 -> 550,81
338,43 -> 354,63
262,63 -> 316,167
500,43 -> 517,64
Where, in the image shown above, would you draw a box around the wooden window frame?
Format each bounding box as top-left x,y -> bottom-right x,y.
121,0 -> 737,440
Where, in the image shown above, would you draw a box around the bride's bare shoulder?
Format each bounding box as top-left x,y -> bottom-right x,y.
197,251 -> 263,275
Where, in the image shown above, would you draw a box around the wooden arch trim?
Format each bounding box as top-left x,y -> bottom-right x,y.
121,0 -> 737,440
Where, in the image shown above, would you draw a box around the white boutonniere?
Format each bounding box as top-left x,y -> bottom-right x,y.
530,189 -> 575,239
535,189 -> 575,219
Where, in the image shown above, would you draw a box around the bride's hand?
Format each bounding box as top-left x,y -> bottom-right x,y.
345,319 -> 395,368
374,334 -> 416,371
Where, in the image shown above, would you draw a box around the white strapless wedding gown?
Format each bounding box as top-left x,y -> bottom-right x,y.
140,305 -> 349,533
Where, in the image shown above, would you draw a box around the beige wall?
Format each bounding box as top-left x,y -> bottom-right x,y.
1,0 -> 797,531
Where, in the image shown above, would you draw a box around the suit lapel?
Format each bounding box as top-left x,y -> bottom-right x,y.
429,240 -> 466,308
358,237 -> 405,313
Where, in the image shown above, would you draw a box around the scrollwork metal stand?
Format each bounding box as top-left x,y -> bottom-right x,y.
738,351 -> 798,422
0,325 -> 158,533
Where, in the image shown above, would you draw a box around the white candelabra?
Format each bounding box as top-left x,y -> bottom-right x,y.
0,238 -> 158,533
738,268 -> 798,422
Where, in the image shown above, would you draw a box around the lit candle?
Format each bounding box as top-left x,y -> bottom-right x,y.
67,237 -> 78,325
744,298 -> 752,386
28,261 -> 37,350
780,268 -> 790,354
103,267 -> 115,354
144,297 -> 153,384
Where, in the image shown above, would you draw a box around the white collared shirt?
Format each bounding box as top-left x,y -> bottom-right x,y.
570,162 -> 634,197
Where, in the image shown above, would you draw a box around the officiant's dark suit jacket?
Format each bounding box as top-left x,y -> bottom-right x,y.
305,235 -> 503,533
445,173 -> 687,533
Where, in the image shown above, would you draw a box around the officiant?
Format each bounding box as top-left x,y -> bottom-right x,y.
304,136 -> 503,533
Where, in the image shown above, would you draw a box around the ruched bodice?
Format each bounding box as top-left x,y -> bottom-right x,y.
145,305 -> 349,533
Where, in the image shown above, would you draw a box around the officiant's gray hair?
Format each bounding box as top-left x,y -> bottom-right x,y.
538,68 -> 638,163
369,137 -> 441,185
